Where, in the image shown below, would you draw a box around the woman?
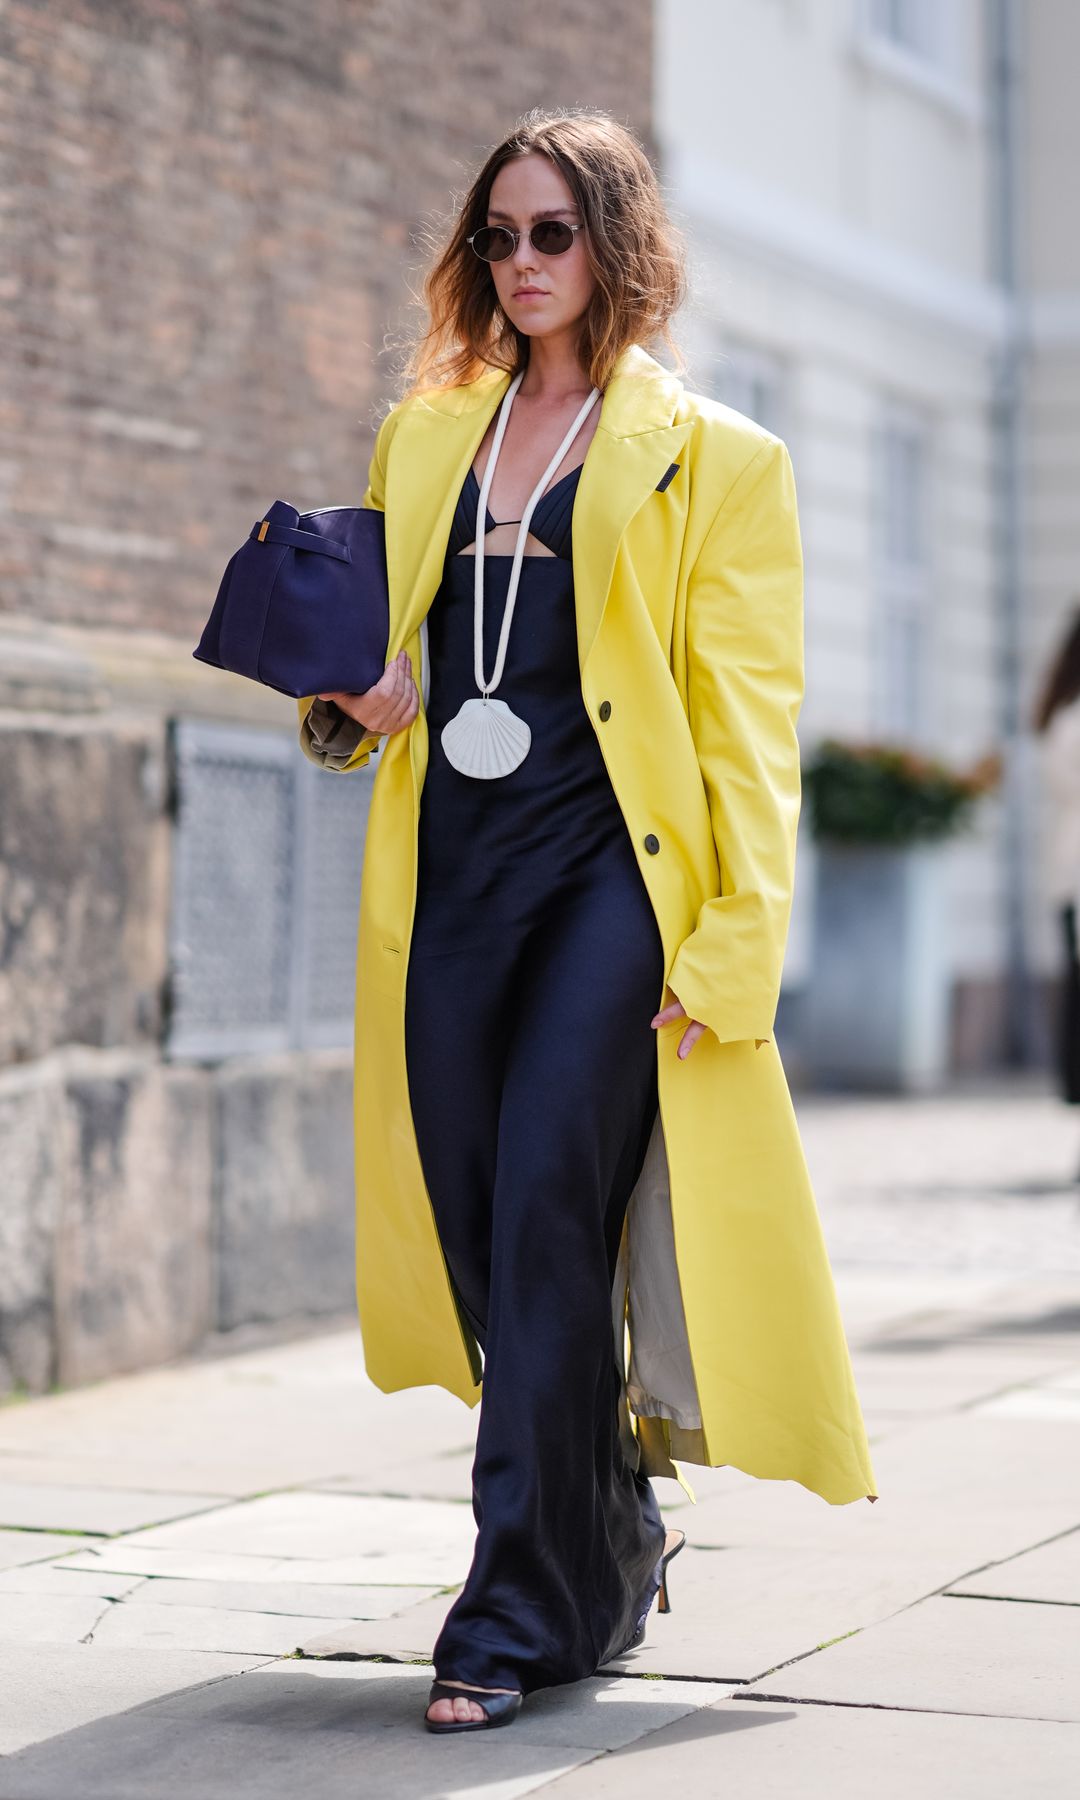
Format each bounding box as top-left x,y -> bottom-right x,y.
1033,603 -> 1080,1117
298,108 -> 878,1734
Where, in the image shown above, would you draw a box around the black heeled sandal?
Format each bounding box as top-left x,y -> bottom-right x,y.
656,1525 -> 686,1614
424,1680 -> 524,1734
616,1526 -> 687,1656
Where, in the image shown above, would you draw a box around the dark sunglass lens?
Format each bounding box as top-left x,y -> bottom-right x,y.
532,220 -> 575,254
472,226 -> 514,262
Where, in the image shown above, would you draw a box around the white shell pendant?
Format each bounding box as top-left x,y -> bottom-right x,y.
441,695 -> 531,778
444,369 -> 601,781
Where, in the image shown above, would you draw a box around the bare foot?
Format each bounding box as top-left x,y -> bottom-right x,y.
427,1679 -> 520,1725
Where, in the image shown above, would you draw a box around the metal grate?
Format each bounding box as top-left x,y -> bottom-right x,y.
167,719 -> 373,1059
294,752 -> 372,1048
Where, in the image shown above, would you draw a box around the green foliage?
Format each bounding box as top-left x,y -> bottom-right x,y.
803,737 -> 1000,847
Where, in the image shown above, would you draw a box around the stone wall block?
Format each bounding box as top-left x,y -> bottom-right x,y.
0,719 -> 171,1067
0,1063 -> 69,1394
53,1053 -> 214,1387
214,1052 -> 356,1331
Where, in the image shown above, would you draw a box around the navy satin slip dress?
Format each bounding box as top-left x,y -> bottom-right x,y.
403,455 -> 669,1698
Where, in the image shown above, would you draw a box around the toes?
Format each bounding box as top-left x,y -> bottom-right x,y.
426,1695 -> 487,1724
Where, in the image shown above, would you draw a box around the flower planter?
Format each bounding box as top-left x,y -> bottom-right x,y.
804,840 -> 950,1092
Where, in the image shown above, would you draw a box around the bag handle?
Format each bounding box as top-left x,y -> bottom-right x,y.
248,519 -> 352,563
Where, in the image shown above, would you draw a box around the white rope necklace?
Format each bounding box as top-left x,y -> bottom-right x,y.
439,369 -> 601,779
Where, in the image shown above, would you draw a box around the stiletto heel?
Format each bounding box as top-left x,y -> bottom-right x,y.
656,1527 -> 685,1614
610,1526 -> 687,1658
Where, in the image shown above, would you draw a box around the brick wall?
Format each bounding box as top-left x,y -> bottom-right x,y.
0,0 -> 654,639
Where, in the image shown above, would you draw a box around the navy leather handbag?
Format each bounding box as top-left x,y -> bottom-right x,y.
193,500 -> 390,700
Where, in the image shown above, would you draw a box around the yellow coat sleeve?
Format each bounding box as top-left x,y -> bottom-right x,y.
666,436 -> 805,1046
296,407 -> 395,772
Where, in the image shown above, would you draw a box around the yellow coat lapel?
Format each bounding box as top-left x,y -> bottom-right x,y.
382,342 -> 693,676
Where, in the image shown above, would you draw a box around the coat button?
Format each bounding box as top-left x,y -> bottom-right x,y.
598,700 -> 611,721
644,833 -> 660,854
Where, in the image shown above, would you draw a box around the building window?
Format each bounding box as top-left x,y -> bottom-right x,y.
870,406 -> 933,741
855,0 -> 979,117
865,0 -> 940,61
165,719 -> 372,1059
709,339 -> 788,439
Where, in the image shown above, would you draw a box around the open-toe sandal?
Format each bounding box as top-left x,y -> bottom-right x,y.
424,1679 -> 524,1734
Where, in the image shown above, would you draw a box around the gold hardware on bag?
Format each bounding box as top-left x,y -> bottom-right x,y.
257,520 -> 269,542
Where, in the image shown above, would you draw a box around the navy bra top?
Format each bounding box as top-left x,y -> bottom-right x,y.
446,461 -> 582,563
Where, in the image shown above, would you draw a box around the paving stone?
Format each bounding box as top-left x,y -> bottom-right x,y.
535,1694 -> 1080,1799
0,1482 -> 227,1536
845,1274 -> 1080,1341
298,1589 -> 455,1660
801,1091 -> 1080,1280
0,1329 -> 473,1500
309,1444 -> 478,1502
0,1529 -> 94,1572
0,1657 -> 633,1799
90,1599 -> 366,1656
972,1386 -> 1080,1422
0,1450 -> 278,1500
60,1542 -> 463,1591
736,1593 -> 1080,1721
0,1641 -> 273,1756
112,1491 -> 477,1586
679,1411 -> 1080,1577
269,1655 -> 735,1753
0,1560 -> 144,1599
0,1590 -> 112,1645
1048,1368 -> 1080,1392
114,1575 -> 437,1619
948,1530 -> 1080,1605
830,1269 -> 1014,1341
596,1542 -> 965,1682
922,1286 -> 1080,1351
61,1545 -> 406,1585
840,1349 -> 1080,1417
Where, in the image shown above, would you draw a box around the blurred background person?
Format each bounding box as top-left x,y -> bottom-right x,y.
1033,603 -> 1080,1143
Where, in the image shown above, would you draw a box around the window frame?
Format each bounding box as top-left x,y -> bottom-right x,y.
869,400 -> 936,745
852,0 -> 982,123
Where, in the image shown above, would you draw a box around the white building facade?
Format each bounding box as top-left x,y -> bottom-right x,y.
655,0 -> 1080,1076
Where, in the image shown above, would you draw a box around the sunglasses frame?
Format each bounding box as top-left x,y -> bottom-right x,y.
467,219 -> 586,262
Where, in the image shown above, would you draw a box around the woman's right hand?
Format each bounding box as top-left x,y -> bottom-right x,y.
318,650 -> 419,737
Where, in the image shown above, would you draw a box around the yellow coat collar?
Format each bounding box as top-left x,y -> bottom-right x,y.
384,342 -> 692,675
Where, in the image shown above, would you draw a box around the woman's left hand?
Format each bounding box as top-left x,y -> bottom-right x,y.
651,995 -> 708,1060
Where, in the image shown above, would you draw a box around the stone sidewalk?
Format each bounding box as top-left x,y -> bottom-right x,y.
0,1080 -> 1078,1797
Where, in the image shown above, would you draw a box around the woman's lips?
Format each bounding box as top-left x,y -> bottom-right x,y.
513,288 -> 549,298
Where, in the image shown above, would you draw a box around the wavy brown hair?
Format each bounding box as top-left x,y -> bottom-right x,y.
1033,600 -> 1080,732
394,107 -> 688,398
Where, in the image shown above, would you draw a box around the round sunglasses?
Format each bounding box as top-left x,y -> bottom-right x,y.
467,219 -> 586,263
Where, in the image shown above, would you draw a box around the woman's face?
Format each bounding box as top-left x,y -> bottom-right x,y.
482,152 -> 596,345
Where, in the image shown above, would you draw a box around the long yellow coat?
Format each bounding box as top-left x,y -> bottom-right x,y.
299,341 -> 878,1508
